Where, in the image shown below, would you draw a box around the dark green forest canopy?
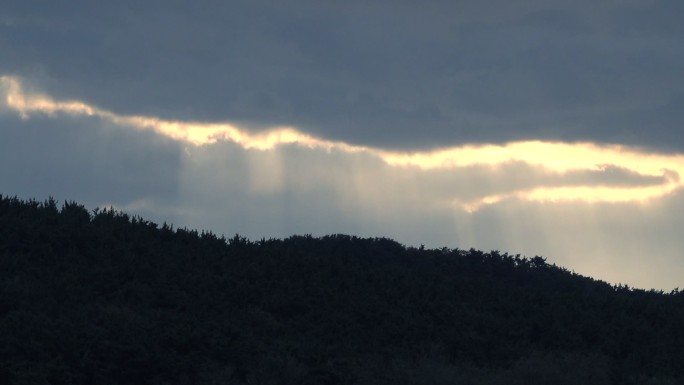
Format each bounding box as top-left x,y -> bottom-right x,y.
1,194 -> 683,385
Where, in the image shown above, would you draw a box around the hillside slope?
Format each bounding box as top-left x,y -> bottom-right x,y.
1,195 -> 683,384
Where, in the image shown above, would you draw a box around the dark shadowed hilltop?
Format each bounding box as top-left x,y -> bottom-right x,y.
1,195 -> 683,384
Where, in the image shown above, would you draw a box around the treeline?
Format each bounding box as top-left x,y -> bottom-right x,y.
1,195 -> 683,384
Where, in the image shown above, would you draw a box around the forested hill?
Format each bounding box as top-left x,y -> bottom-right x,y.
1,195 -> 683,385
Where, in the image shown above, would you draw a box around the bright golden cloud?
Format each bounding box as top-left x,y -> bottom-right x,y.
3,75 -> 683,211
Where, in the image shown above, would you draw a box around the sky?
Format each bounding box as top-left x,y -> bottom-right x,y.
1,0 -> 683,289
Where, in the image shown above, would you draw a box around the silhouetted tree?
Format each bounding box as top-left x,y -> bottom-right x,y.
0,194 -> 682,384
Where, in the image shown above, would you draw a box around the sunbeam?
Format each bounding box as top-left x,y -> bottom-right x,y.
3,74 -> 683,211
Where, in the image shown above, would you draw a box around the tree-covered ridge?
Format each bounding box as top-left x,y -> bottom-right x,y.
0,195 -> 682,385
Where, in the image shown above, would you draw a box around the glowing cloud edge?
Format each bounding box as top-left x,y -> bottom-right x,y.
2,75 -> 683,211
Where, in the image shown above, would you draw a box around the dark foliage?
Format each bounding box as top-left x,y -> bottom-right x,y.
1,194 -> 682,384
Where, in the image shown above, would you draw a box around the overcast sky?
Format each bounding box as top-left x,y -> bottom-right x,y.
2,0 -> 683,289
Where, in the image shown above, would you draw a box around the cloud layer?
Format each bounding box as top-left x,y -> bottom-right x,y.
1,0 -> 683,150
2,1 -> 684,290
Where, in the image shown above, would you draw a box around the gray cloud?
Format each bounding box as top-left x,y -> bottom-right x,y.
1,0 -> 682,151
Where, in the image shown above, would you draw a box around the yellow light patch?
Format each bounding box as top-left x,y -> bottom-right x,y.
3,75 -> 683,211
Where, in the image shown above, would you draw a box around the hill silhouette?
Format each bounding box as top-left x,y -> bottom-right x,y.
1,195 -> 683,384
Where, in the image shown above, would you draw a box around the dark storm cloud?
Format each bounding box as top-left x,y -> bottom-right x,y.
1,0 -> 682,151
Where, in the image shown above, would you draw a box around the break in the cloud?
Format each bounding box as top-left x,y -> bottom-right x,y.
2,75 -> 682,213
